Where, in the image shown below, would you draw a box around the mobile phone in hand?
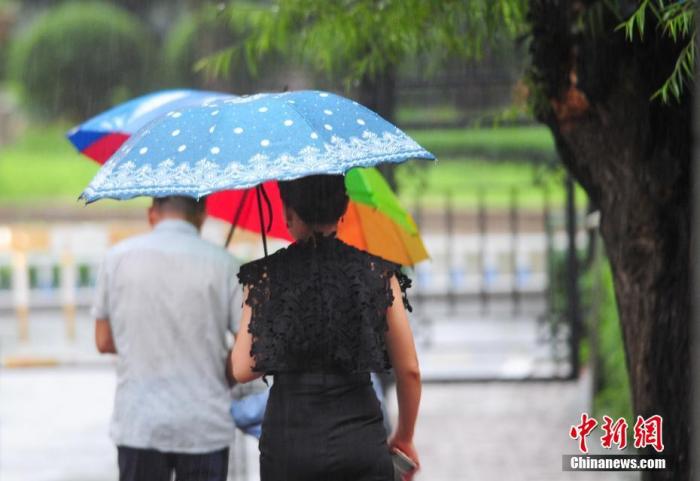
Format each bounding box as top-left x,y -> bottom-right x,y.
392,448 -> 417,481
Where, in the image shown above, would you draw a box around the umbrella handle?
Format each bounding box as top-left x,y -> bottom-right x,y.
256,185 -> 269,258
259,183 -> 274,233
224,189 -> 250,248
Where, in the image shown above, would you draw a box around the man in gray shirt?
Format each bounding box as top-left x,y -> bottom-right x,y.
93,196 -> 239,481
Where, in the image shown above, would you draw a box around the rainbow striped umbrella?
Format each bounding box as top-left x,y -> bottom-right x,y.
209,167 -> 429,266
339,168 -> 428,266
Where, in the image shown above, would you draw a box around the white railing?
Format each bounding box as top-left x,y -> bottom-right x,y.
0,221 -> 586,344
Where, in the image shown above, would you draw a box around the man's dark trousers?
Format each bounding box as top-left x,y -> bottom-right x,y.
117,446 -> 229,481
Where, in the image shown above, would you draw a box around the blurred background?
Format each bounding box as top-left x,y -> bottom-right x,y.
0,1 -> 636,480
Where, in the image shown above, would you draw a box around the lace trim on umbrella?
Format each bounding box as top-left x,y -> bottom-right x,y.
81,130 -> 432,201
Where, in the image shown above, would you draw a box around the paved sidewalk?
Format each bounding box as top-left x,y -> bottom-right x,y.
395,371 -> 638,480
0,307 -> 641,480
1,366 -> 639,481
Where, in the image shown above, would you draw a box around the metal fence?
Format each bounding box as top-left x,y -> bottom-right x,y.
404,178 -> 587,381
0,178 -> 586,381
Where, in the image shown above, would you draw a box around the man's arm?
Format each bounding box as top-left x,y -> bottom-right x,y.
95,319 -> 117,354
92,258 -> 116,354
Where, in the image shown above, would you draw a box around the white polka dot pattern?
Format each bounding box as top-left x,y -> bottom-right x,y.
80,90 -> 435,202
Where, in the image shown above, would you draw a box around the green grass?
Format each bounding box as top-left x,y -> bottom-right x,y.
406,125 -> 556,160
0,123 -> 100,203
396,158 -> 586,209
592,260 -> 633,422
0,123 -> 572,209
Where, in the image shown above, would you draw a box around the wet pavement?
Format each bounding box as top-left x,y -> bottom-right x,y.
401,372 -> 638,480
0,366 -> 639,481
0,307 -> 639,481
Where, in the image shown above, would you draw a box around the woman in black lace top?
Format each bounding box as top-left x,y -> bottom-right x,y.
230,174 -> 421,481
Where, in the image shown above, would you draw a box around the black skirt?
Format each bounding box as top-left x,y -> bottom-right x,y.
259,372 -> 394,481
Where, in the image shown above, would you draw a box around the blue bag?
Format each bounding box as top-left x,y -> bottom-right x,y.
230,388 -> 270,439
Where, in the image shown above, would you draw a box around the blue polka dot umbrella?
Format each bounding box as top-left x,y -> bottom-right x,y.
79,90 -> 435,203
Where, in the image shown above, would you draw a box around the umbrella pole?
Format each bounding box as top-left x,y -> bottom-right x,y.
224,189 -> 250,248
256,185 -> 269,257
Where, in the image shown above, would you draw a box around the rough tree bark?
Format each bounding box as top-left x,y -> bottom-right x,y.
529,2 -> 691,480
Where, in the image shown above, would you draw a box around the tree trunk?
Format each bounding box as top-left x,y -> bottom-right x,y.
358,66 -> 399,190
529,2 -> 691,479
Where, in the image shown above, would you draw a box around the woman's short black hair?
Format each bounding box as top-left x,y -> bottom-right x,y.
278,174 -> 349,225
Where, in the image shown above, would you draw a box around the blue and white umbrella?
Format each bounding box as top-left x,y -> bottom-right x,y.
80,90 -> 435,203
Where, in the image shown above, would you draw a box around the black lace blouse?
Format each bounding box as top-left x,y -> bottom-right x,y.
237,232 -> 412,374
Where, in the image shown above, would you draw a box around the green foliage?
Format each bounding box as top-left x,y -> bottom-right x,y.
78,264 -> 93,287
200,0 -> 528,87
0,0 -> 18,80
617,0 -> 695,103
200,0 -> 696,105
164,13 -> 202,86
545,248 -> 592,370
176,2 -> 291,92
164,6 -> 245,88
546,243 -> 632,421
0,265 -> 11,290
592,260 -> 633,422
8,1 -> 156,120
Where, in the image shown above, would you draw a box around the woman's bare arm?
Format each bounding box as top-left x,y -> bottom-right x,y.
230,287 -> 264,383
385,274 -> 421,469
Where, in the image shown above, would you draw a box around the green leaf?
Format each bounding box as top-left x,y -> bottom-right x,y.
617,0 -> 695,104
198,0 -> 527,86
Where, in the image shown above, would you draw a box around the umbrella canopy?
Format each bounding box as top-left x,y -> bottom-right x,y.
339,168 -> 428,265
80,90 -> 435,203
208,182 -> 293,243
68,90 -> 431,263
207,167 -> 429,266
68,89 -> 233,164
